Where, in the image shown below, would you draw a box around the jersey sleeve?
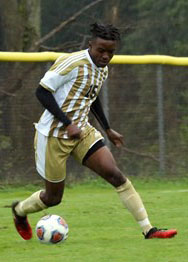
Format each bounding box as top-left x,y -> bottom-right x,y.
39,70 -> 71,92
39,51 -> 87,92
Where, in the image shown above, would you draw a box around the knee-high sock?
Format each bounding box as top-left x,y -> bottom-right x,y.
15,190 -> 47,217
116,179 -> 152,234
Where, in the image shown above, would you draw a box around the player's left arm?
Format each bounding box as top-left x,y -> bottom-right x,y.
90,96 -> 124,147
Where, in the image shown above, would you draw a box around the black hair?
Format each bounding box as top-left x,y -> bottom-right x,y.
90,22 -> 121,41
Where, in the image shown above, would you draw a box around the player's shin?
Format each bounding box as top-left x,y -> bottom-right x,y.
15,190 -> 47,217
116,179 -> 152,235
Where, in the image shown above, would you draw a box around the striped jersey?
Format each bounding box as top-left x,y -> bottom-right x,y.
35,49 -> 108,138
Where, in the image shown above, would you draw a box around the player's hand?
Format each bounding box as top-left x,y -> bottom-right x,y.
106,128 -> 124,148
66,124 -> 82,139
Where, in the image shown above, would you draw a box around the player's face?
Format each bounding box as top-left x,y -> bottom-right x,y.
88,37 -> 117,67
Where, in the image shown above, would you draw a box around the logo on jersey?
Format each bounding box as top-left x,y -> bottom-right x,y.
85,85 -> 98,98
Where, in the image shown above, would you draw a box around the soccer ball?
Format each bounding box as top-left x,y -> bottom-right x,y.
36,214 -> 69,244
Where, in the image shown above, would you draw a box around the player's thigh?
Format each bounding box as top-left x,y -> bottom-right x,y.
84,146 -> 126,187
34,131 -> 74,183
84,145 -> 116,174
72,125 -> 104,163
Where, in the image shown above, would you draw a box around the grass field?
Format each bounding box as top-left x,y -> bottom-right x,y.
0,176 -> 188,262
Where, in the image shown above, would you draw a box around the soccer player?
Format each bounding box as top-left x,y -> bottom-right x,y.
12,22 -> 177,240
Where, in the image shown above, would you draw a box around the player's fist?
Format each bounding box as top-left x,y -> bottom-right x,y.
106,128 -> 124,147
66,124 -> 82,139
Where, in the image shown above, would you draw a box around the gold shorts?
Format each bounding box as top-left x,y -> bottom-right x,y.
34,125 -> 104,183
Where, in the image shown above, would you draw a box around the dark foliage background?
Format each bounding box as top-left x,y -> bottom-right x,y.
0,0 -> 187,183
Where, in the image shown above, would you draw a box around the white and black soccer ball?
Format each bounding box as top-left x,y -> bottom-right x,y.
36,214 -> 69,244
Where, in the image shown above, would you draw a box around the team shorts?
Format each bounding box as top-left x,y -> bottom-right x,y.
34,125 -> 104,183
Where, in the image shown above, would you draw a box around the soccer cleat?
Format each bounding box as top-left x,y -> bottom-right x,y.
144,227 -> 177,239
12,201 -> 32,240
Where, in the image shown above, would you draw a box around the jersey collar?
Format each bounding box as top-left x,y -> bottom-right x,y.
85,49 -> 107,70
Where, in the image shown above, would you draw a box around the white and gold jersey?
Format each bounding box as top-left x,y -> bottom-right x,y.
35,49 -> 108,138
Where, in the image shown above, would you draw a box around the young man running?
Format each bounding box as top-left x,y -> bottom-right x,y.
12,22 -> 177,240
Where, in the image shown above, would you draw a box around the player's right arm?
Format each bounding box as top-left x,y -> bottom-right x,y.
35,85 -> 81,139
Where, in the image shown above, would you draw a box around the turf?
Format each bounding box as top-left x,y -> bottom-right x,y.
0,177 -> 188,262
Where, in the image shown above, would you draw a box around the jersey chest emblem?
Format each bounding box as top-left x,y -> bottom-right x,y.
85,85 -> 98,98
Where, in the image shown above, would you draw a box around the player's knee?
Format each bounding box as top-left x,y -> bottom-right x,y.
49,198 -> 61,207
42,194 -> 62,207
104,166 -> 126,187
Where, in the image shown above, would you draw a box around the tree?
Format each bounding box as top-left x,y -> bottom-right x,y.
0,0 -> 42,177
121,0 -> 188,56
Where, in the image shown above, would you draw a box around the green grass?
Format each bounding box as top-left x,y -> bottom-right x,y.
0,177 -> 188,262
